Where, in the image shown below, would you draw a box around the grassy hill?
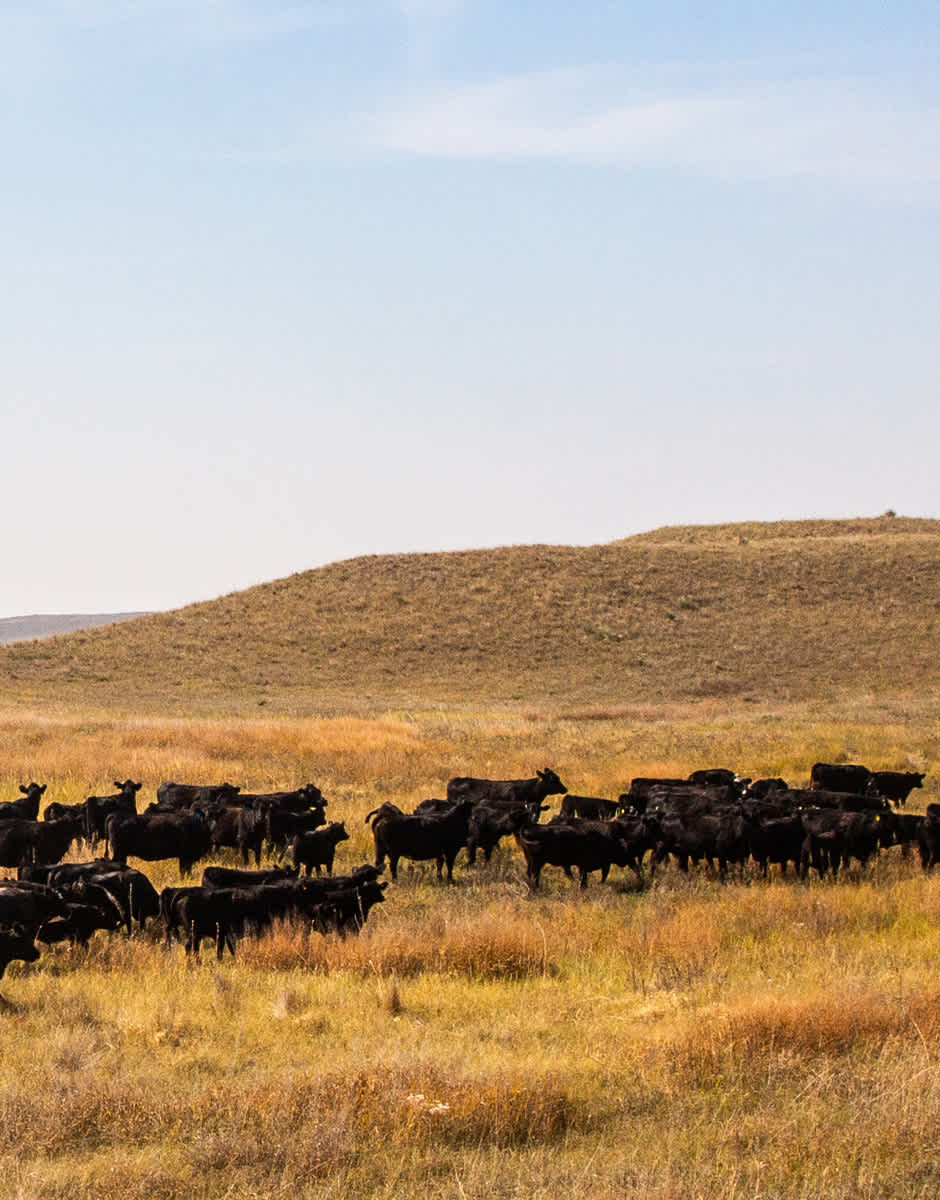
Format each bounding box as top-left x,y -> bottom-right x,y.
2,515 -> 938,713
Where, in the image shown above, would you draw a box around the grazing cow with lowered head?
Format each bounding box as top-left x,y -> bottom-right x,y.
559,794 -> 620,821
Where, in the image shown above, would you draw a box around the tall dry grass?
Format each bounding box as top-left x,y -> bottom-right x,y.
1,697 -> 940,1197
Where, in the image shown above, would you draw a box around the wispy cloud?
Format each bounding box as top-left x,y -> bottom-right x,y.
359,65 -> 940,186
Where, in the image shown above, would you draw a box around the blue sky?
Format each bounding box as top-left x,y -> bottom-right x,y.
3,1 -> 938,615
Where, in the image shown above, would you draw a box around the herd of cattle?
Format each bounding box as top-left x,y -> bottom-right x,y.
0,761 -> 933,976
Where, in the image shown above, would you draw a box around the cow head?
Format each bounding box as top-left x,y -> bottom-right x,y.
19,782 -> 46,799
537,768 -> 567,796
300,783 -> 326,807
114,780 -> 143,796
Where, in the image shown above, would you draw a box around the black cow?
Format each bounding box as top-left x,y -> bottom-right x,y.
446,768 -> 567,817
796,808 -> 842,878
743,778 -> 790,800
370,801 -> 474,882
607,813 -> 663,883
37,882 -> 126,946
810,763 -> 871,795
747,813 -> 806,878
176,888 -> 240,959
868,771 -> 926,808
154,781 -> 240,811
918,806 -> 940,871
201,865 -> 298,890
42,800 -> 88,825
466,801 -> 535,866
42,861 -> 161,934
644,783 -> 737,816
559,794 -> 620,821
892,812 -> 925,858
0,882 -> 67,927
204,804 -> 267,866
621,778 -> 687,812
0,782 -> 47,822
0,816 -> 83,869
85,780 -> 142,849
515,820 -> 636,889
777,787 -> 889,813
687,768 -> 743,791
0,925 -> 40,978
292,822 -> 349,876
240,784 -> 326,815
650,810 -> 750,879
266,805 -> 328,859
309,878 -> 388,936
106,811 -> 211,875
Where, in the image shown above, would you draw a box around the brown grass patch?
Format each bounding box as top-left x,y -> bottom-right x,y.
237,905 -> 554,979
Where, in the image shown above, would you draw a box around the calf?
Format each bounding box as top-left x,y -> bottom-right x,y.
292,822 -> 349,876
0,782 -> 47,822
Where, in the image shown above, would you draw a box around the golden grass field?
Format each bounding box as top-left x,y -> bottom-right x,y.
1,518 -> 940,1198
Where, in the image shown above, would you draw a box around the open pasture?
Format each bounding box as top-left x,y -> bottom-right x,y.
2,696 -> 940,1198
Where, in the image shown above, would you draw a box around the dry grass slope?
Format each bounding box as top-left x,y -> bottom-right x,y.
2,515 -> 938,712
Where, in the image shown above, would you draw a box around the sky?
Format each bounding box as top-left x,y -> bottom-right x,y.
3,1 -> 939,616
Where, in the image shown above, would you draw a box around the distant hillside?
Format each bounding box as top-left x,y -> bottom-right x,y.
0,613 -> 150,645
1,517 -> 938,712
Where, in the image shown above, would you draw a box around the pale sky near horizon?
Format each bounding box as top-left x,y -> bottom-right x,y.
3,2 -> 938,617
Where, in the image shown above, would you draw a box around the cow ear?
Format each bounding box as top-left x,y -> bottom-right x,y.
19,785 -> 27,795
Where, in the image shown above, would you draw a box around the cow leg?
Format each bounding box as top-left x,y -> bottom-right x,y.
388,856 -> 399,882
